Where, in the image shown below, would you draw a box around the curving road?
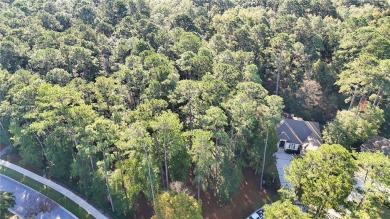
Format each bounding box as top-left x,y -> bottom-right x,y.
0,146 -> 109,219
0,174 -> 77,219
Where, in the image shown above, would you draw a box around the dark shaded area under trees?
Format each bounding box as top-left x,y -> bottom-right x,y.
0,0 -> 388,218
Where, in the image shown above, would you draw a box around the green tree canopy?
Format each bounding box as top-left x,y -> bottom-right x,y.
0,191 -> 15,218
285,144 -> 357,217
349,151 -> 390,218
153,191 -> 202,219
322,106 -> 384,148
264,200 -> 310,219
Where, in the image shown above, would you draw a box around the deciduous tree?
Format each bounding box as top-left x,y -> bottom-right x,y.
285,144 -> 357,217
322,106 -> 384,148
153,191 -> 202,219
264,200 -> 310,219
350,151 -> 390,218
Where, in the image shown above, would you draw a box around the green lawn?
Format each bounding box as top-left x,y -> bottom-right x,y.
0,165 -> 94,219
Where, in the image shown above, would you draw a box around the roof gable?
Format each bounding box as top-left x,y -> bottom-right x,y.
276,118 -> 322,144
278,132 -> 290,141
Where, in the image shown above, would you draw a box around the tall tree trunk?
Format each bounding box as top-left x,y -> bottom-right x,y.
349,88 -> 357,110
71,135 -> 78,159
214,139 -> 219,185
116,150 -> 128,199
197,137 -> 204,201
356,95 -> 364,115
373,89 -> 381,106
89,156 -> 95,171
197,176 -> 201,201
0,120 -> 11,145
143,143 -> 155,204
120,168 -> 128,199
81,157 -> 87,190
34,134 -> 48,171
153,135 -> 165,188
34,134 -> 45,151
260,129 -> 269,190
88,139 -> 95,172
275,50 -> 282,95
188,82 -> 194,130
164,140 -> 169,189
102,149 -> 115,212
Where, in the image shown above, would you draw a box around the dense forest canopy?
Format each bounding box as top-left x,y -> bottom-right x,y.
0,0 -> 388,218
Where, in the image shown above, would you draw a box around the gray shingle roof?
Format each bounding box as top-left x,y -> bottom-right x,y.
278,132 -> 290,141
276,118 -> 321,145
361,136 -> 390,157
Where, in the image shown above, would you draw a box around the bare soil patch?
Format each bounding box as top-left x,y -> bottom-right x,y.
201,168 -> 279,219
0,143 -> 7,150
133,167 -> 279,219
133,193 -> 154,219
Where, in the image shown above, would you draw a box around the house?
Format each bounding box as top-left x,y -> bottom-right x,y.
360,135 -> 390,157
274,116 -> 322,187
276,116 -> 322,154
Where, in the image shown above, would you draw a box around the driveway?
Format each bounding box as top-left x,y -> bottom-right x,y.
0,174 -> 77,219
274,148 -> 293,188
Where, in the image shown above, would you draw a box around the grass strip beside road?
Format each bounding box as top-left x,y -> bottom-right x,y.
0,165 -> 94,219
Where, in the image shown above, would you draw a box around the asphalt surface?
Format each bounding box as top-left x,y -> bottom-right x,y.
0,146 -> 77,218
0,146 -> 108,219
0,174 -> 77,219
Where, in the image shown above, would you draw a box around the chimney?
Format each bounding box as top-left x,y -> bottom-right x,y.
292,114 -> 303,120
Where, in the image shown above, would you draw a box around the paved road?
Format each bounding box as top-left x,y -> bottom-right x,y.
0,146 -> 109,219
0,174 -> 77,219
